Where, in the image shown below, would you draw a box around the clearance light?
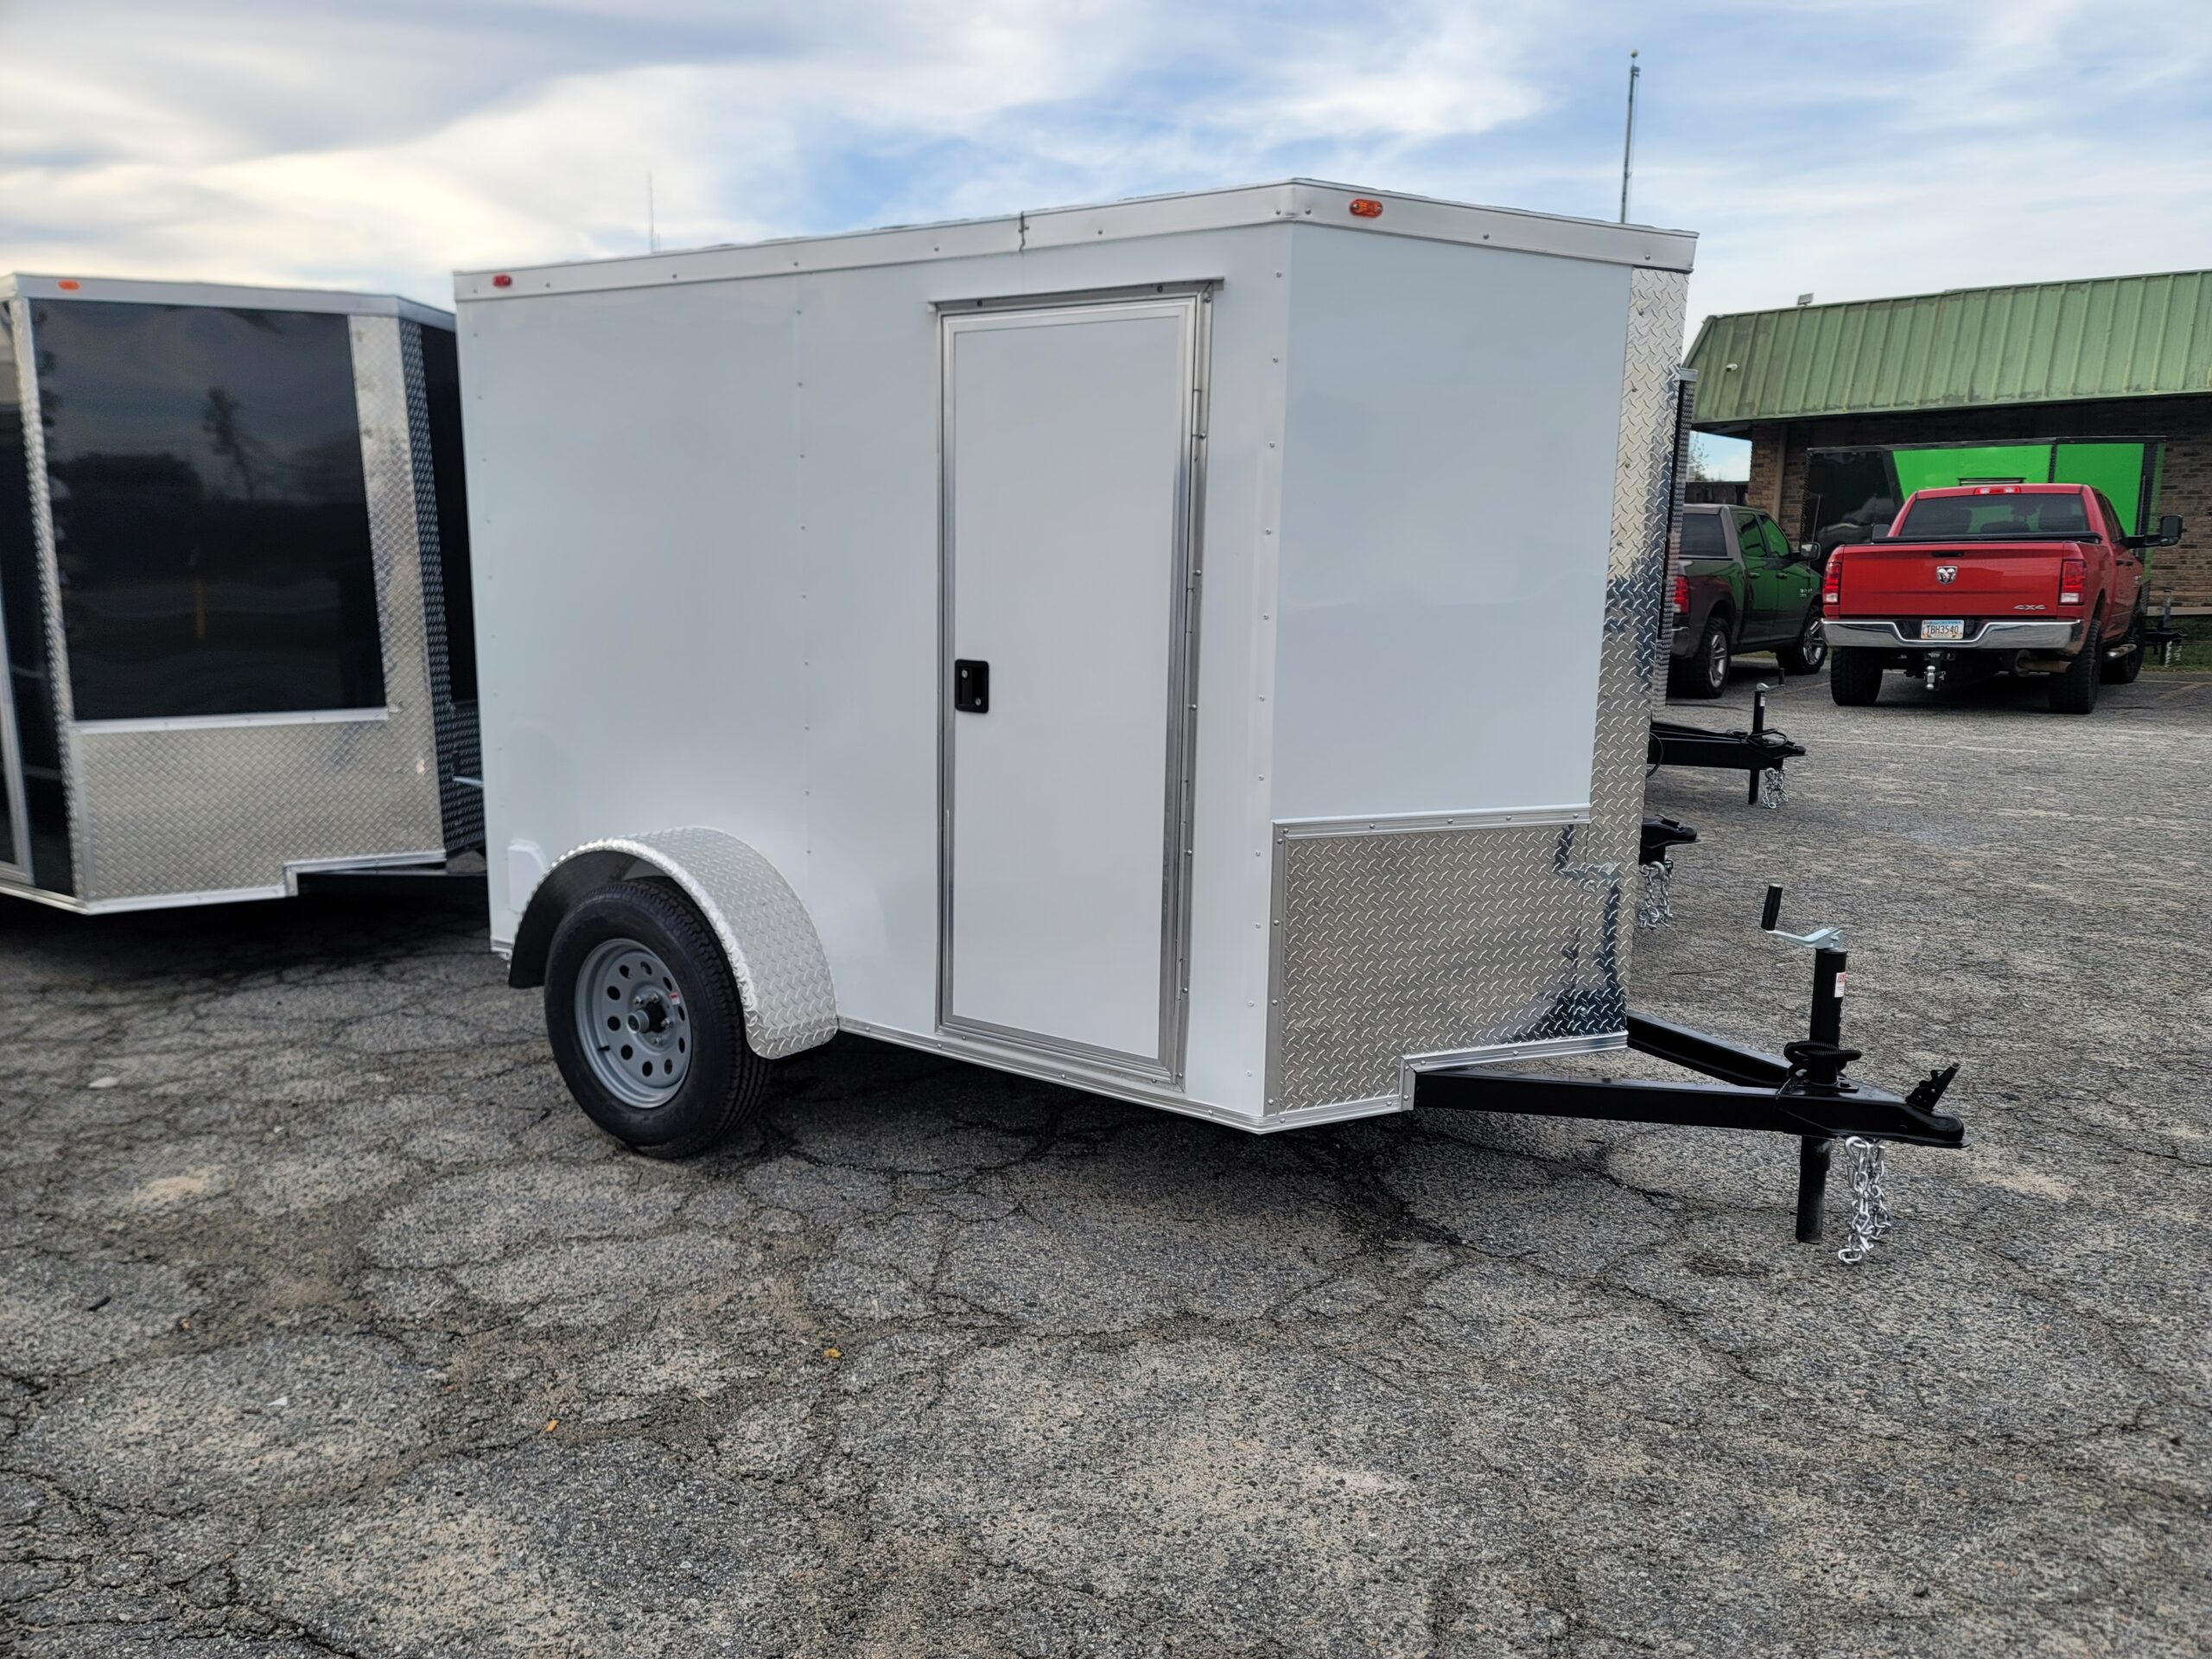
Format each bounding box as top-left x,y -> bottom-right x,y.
1821,554 -> 1842,607
1672,573 -> 1690,615
492,273 -> 514,288
1972,486 -> 2020,495
2058,557 -> 2085,605
56,279 -> 80,290
1348,198 -> 1384,219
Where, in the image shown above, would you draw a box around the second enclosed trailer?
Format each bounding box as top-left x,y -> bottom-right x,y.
460,182 -> 1961,1233
0,276 -> 482,912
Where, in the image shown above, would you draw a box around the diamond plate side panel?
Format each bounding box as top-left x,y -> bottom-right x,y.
569,828 -> 840,1058
1269,821 -> 1623,1110
69,315 -> 447,901
401,320 -> 484,854
1267,270 -> 1688,1114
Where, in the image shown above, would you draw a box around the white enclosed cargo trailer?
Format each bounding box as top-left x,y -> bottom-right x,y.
460,181 -> 1694,1147
461,182 -> 1967,1240
0,276 -> 481,912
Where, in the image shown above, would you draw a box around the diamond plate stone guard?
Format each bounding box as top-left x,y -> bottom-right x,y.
1267,270 -> 1690,1114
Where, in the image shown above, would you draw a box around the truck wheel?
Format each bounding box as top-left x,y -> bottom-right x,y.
543,878 -> 768,1158
2049,616 -> 2104,714
1779,609 -> 1827,674
1671,613 -> 1732,699
1828,647 -> 1882,706
2101,607 -> 2145,684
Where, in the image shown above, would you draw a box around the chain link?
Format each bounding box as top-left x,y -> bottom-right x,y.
1639,854 -> 1674,929
1838,1135 -> 1893,1264
1758,766 -> 1788,810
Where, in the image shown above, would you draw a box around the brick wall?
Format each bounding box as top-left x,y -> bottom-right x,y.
1733,397 -> 2212,610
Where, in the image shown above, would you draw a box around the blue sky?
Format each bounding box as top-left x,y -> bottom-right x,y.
5,0 -> 2209,476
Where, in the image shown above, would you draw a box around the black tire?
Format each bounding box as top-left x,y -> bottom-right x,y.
1829,646 -> 1882,706
2049,613 -> 2103,714
544,879 -> 767,1159
1778,607 -> 1828,675
1670,613 -> 1732,699
2101,605 -> 2145,684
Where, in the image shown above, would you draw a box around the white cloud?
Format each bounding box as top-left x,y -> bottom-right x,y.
1,0 -> 2207,328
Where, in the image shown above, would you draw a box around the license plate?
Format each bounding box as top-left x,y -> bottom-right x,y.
1921,620 -> 1965,641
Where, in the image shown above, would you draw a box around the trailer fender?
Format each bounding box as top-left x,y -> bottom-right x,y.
507,827 -> 837,1059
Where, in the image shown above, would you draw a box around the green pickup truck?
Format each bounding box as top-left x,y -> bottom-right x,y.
1669,504 -> 1828,697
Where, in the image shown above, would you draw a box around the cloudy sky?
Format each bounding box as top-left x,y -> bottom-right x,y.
4,0 -> 2208,471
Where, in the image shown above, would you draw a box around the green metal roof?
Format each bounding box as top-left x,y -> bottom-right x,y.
1686,269 -> 2212,430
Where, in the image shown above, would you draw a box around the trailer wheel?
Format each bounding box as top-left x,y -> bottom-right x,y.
1671,613 -> 1732,699
1779,609 -> 1827,674
543,879 -> 767,1158
2049,615 -> 2103,714
1828,647 -> 1882,706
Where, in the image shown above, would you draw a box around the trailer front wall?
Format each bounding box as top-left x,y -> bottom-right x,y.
1264,256 -> 1688,1113
465,226 -> 1298,1117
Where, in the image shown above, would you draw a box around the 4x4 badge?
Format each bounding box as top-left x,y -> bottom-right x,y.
1936,564 -> 1958,584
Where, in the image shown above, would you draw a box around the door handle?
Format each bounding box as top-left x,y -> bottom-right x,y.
953,658 -> 990,714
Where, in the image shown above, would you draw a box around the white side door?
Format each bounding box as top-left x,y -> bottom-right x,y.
940,295 -> 1203,1079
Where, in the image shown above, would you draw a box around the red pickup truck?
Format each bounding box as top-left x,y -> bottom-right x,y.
1823,483 -> 2182,713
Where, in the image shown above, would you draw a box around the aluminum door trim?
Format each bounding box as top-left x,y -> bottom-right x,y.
72,707 -> 392,736
935,285 -> 1211,1084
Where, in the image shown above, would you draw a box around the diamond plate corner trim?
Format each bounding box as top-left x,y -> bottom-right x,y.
400,320 -> 484,854
10,296 -> 85,894
565,828 -> 840,1058
67,314 -> 447,901
1591,267 -> 1691,995
1263,270 -> 1688,1116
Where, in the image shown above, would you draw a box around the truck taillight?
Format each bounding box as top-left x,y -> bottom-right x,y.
2059,557 -> 2085,604
1821,554 -> 1841,607
1672,573 -> 1689,615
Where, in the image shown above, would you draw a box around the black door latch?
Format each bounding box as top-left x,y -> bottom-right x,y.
953,658 -> 989,714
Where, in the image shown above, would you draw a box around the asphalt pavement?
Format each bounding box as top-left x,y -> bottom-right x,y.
3,664 -> 2208,1656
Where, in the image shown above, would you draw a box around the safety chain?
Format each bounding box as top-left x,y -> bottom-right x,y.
1758,766 -> 1789,810
1639,854 -> 1674,929
1837,1135 -> 1893,1264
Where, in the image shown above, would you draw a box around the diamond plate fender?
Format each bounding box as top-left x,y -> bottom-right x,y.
506,827 -> 838,1060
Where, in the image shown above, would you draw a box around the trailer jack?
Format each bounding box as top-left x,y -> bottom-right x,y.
1414,885 -> 1964,1257
1649,685 -> 1805,809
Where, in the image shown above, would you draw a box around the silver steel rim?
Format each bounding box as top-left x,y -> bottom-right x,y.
1802,615 -> 1826,665
1707,630 -> 1728,684
573,937 -> 691,1108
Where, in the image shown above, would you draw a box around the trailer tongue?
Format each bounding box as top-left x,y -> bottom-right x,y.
1414,886 -> 1963,1263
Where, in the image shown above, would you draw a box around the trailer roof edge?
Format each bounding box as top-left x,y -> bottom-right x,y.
453,180 -> 1697,304
0,274 -> 451,327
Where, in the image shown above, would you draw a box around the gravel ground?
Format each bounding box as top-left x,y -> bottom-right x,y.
2,665 -> 2208,1657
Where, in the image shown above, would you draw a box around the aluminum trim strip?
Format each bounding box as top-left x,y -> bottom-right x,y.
5,274 -> 451,325
1275,806 -> 1590,840
454,181 -> 1696,304
72,708 -> 391,735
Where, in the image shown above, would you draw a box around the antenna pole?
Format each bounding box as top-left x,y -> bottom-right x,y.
1619,51 -> 1640,224
648,172 -> 658,253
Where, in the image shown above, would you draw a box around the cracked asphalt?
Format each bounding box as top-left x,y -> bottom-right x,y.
3,667 -> 2208,1656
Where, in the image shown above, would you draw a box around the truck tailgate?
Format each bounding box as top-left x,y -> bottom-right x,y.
1840,541 -> 2075,613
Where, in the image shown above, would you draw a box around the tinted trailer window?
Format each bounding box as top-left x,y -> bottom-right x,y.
33,302 -> 385,721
